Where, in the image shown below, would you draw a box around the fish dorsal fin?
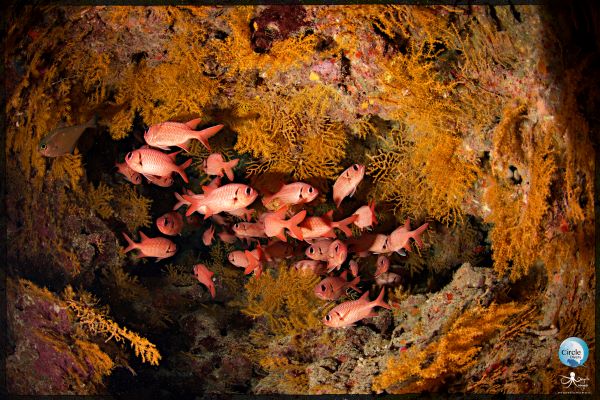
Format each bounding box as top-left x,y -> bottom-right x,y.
324,210 -> 334,221
185,117 -> 202,129
202,185 -> 215,195
404,218 -> 411,230
358,291 -> 370,302
275,205 -> 289,218
139,231 -> 149,241
168,150 -> 181,161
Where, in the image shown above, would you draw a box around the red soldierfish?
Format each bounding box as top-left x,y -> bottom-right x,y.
232,221 -> 267,239
347,233 -> 390,257
388,220 -> 429,254
203,153 -> 239,181
314,270 -> 361,301
122,232 -> 177,260
217,229 -> 238,244
332,164 -> 365,208
225,207 -> 255,221
327,240 -> 348,272
289,211 -> 358,241
145,118 -> 224,152
115,161 -> 143,184
353,201 -> 377,230
194,183 -> 258,219
202,224 -> 215,246
193,263 -> 216,298
262,182 -> 319,208
374,255 -> 390,277
349,259 -> 360,277
156,211 -> 184,236
125,148 -> 192,183
228,248 -> 263,270
263,206 -> 307,242
305,238 -> 334,261
263,240 -> 297,261
375,272 -> 402,288
322,289 -> 391,328
294,259 -> 328,275
146,174 -> 174,187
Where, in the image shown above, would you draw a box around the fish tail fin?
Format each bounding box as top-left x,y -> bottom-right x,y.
173,192 -> 189,210
411,222 -> 429,248
372,288 -> 391,310
177,158 -> 193,183
333,214 -> 358,237
224,158 -> 239,181
243,250 -> 259,275
122,233 -> 137,253
194,124 -> 223,151
370,201 -> 378,225
286,210 -> 307,241
185,200 -> 204,217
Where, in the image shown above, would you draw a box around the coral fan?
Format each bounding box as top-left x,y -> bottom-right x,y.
62,286 -> 161,366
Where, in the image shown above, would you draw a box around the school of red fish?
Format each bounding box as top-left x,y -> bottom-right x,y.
117,117 -> 429,328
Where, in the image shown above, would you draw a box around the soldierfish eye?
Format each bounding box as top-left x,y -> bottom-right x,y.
234,223 -> 239,229
40,143 -> 47,150
245,187 -> 252,196
126,152 -> 133,160
320,284 -> 326,291
308,187 -> 314,193
353,164 -> 359,171
335,245 -> 339,252
325,314 -> 331,321
309,247 -> 314,254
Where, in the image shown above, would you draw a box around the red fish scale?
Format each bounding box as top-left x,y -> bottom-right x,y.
201,184 -> 256,212
131,148 -> 182,176
138,237 -> 176,258
150,124 -> 195,144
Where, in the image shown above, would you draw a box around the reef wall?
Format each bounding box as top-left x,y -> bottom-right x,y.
4,3 -> 597,395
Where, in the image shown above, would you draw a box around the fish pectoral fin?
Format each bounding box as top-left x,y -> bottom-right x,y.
349,186 -> 357,198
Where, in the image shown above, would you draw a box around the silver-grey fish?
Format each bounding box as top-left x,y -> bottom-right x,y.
38,116 -> 97,157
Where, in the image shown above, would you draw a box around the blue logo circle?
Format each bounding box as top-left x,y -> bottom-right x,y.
559,337 -> 589,367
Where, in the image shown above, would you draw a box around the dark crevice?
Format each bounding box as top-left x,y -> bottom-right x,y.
488,5 -> 503,32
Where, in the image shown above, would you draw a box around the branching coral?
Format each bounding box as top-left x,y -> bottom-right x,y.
485,119 -> 557,281
233,84 -> 348,180
62,285 -> 161,365
237,264 -> 322,338
211,6 -> 317,79
88,182 -> 115,219
102,264 -> 150,300
368,125 -> 478,225
112,185 -> 152,232
373,302 -> 527,393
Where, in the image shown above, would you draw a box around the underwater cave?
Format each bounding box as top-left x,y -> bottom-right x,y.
4,1 -> 598,396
